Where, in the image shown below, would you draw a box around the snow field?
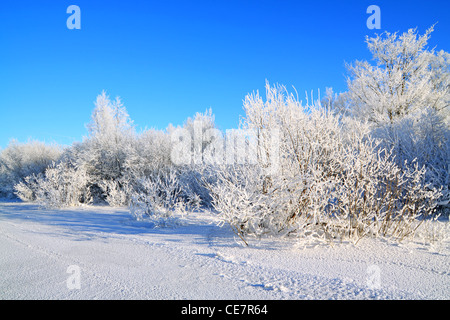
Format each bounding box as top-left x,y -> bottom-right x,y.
1,202 -> 448,300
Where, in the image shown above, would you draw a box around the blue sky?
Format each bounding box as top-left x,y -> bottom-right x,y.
1,0 -> 449,148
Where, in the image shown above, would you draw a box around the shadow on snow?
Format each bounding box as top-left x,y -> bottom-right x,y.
0,201 -> 235,247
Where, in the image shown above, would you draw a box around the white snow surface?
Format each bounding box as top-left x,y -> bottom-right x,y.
0,201 -> 449,300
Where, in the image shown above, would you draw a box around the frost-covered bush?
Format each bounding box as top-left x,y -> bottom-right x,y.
129,168 -> 198,226
98,179 -> 132,207
13,176 -> 36,202
330,131 -> 442,241
205,163 -> 283,244
15,161 -> 92,208
0,140 -> 62,198
206,83 -> 442,244
371,108 -> 450,214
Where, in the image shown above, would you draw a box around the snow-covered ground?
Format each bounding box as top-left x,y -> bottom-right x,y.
0,201 -> 449,300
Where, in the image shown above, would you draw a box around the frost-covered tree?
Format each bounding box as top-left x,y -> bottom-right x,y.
79,91 -> 136,201
169,108 -> 217,166
125,128 -> 172,180
320,87 -> 349,118
346,25 -> 449,124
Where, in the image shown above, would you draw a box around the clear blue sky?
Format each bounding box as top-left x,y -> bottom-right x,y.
1,0 -> 449,148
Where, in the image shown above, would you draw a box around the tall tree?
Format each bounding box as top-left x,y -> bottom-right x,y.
84,91 -> 135,183
346,25 -> 450,125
